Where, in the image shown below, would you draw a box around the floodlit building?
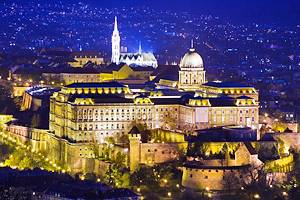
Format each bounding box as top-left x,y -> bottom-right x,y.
178,40 -> 206,90
21,86 -> 60,111
3,41 -> 272,185
111,17 -> 158,68
68,51 -> 104,67
49,81 -> 259,144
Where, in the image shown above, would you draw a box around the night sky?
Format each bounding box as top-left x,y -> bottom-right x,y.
84,0 -> 300,25
6,0 -> 300,24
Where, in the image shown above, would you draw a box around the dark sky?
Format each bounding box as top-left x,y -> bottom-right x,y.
6,0 -> 300,25
86,0 -> 300,25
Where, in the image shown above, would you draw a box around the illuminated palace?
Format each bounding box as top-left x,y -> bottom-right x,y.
50,45 -> 259,143
3,43 -> 284,192
43,46 -> 261,174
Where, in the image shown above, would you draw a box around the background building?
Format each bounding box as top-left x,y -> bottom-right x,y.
111,17 -> 158,68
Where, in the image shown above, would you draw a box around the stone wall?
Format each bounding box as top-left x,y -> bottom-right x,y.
6,124 -> 47,152
182,166 -> 246,191
139,143 -> 180,165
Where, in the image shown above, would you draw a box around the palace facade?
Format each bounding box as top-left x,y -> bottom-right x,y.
49,81 -> 259,144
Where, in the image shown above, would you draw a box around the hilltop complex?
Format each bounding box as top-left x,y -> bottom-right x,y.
0,18 -> 294,193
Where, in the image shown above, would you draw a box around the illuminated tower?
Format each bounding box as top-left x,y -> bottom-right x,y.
111,16 -> 120,64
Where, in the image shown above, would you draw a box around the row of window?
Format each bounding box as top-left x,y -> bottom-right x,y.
77,107 -> 179,115
78,123 -> 126,131
77,114 -> 152,121
147,149 -> 177,155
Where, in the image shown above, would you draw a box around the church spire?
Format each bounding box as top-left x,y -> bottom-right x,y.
111,16 -> 120,64
138,41 -> 142,54
114,16 -> 118,32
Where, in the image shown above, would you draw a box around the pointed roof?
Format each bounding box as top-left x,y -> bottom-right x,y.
138,41 -> 142,54
244,142 -> 257,155
114,16 -> 118,32
129,126 -> 140,135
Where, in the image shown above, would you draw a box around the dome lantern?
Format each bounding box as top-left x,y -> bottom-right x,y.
179,40 -> 204,70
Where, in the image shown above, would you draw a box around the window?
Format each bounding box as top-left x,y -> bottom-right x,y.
205,176 -> 208,179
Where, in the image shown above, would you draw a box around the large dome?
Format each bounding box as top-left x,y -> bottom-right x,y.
180,48 -> 203,69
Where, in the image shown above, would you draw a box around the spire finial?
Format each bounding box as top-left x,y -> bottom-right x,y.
191,39 -> 194,49
138,41 -> 142,54
114,16 -> 118,31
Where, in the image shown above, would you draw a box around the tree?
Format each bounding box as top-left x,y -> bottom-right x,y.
117,133 -> 129,145
130,165 -> 161,190
104,136 -> 115,145
272,122 -> 287,133
223,171 -> 241,192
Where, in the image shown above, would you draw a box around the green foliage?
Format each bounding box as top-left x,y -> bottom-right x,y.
117,133 -> 129,144
130,166 -> 159,187
104,136 -> 115,145
177,189 -> 209,200
272,122 -> 288,133
130,163 -> 185,199
102,150 -> 128,187
111,152 -> 126,168
104,164 -> 129,187
0,139 -> 58,171
0,143 -> 13,161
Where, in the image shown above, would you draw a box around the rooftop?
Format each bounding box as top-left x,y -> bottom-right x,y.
68,94 -> 133,104
187,126 -> 257,142
65,81 -> 126,88
203,81 -> 251,88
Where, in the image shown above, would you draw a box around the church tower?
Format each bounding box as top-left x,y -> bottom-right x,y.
178,40 -> 206,90
111,16 -> 120,64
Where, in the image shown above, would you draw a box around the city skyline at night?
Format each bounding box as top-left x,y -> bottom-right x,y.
0,1 -> 300,200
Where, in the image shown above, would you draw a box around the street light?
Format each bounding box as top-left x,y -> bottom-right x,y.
254,194 -> 260,199
282,191 -> 288,196
167,192 -> 171,197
